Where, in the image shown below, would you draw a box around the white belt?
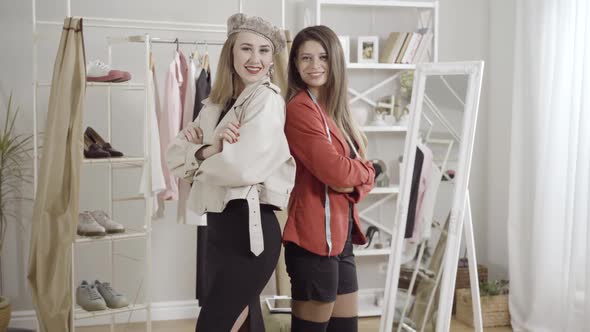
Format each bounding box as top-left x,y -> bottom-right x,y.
246,186 -> 264,256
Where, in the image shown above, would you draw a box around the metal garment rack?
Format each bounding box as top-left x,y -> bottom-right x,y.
30,0 -> 290,331
150,38 -> 226,46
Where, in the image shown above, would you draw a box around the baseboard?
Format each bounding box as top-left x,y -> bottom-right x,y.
9,300 -> 201,330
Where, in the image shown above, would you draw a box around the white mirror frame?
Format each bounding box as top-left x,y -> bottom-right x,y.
380,61 -> 485,332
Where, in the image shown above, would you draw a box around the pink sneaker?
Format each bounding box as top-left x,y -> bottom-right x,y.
86,60 -> 131,83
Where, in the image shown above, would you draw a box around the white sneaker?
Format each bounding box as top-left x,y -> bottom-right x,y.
86,60 -> 131,83
94,280 -> 129,309
90,210 -> 125,234
77,211 -> 106,237
76,280 -> 107,311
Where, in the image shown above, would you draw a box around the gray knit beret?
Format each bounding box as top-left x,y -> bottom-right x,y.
227,13 -> 286,54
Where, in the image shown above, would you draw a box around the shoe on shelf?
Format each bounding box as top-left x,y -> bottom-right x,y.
94,280 -> 130,309
77,211 -> 107,237
84,134 -> 110,159
76,280 -> 107,311
363,226 -> 380,249
90,210 -> 125,234
86,60 -> 132,83
85,126 -> 124,157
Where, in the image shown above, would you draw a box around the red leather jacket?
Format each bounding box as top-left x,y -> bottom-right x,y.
282,91 -> 375,256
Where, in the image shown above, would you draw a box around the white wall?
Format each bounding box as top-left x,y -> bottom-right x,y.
486,0 -> 515,280
437,0 -> 491,276
0,0 -> 512,321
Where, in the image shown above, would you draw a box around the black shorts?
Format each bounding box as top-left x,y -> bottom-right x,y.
284,210 -> 358,303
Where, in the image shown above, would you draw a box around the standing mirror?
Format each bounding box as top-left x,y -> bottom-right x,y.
379,61 -> 485,332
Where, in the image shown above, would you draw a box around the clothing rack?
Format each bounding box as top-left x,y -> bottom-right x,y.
150,38 -> 226,46
109,35 -> 225,46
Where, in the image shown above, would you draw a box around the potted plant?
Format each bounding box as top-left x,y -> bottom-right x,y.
395,71 -> 414,125
0,93 -> 33,331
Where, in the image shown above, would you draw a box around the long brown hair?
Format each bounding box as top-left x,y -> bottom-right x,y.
287,25 -> 367,158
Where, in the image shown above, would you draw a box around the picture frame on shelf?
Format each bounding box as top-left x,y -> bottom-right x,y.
357,36 -> 379,63
338,35 -> 350,64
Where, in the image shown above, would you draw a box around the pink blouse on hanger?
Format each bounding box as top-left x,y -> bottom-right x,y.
158,50 -> 188,201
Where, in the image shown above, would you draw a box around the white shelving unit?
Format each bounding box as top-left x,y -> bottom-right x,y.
319,0 -> 437,8
36,82 -> 147,89
31,2 -> 288,331
370,186 -> 400,195
354,248 -> 391,256
30,3 -> 169,332
362,125 -> 407,132
348,63 -> 416,70
304,0 -> 439,318
32,25 -> 155,332
74,229 -> 148,244
82,156 -> 146,166
73,304 -> 149,320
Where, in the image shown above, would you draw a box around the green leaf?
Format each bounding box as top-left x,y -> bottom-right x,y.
0,92 -> 33,255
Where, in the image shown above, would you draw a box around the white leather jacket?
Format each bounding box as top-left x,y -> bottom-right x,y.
166,77 -> 295,255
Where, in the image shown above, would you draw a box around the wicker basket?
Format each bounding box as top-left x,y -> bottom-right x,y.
0,296 -> 11,332
455,288 -> 510,328
452,263 -> 488,314
455,264 -> 488,289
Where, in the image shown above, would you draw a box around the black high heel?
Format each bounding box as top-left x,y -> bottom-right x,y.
364,226 -> 379,249
84,135 -> 110,158
85,126 -> 124,157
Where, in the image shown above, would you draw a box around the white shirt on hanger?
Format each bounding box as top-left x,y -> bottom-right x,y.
140,62 -> 166,215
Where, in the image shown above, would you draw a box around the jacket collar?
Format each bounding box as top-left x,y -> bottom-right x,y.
201,76 -> 280,108
300,90 -> 348,154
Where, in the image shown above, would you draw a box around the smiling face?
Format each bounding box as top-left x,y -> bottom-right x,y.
232,32 -> 274,85
295,40 -> 329,98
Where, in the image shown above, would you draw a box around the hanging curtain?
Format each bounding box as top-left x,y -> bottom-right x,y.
27,17 -> 86,332
508,0 -> 590,330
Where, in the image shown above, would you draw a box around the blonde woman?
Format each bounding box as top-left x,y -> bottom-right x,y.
167,13 -> 295,332
283,26 -> 376,332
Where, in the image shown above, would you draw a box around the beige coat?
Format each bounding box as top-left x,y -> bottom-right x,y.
166,77 -> 295,254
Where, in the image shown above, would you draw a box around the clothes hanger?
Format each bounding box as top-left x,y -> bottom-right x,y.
192,40 -> 201,63
149,51 -> 155,71
174,38 -> 179,52
202,41 -> 210,72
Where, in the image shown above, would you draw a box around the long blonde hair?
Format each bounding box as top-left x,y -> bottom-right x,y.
209,34 -> 239,108
287,26 -> 368,158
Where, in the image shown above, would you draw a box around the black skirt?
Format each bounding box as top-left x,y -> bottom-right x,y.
195,199 -> 281,332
